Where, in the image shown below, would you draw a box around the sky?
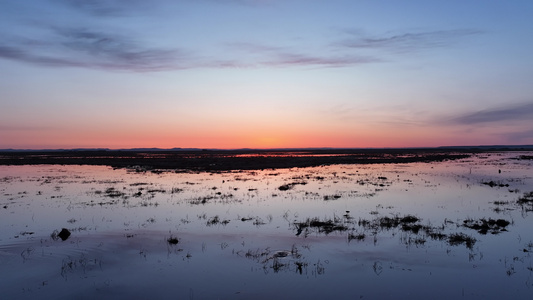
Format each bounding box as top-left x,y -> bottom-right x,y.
1,0 -> 532,149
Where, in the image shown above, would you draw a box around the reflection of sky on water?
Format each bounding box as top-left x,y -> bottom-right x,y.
1,152 -> 532,299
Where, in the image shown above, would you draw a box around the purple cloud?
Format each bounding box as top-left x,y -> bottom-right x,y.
452,102 -> 533,125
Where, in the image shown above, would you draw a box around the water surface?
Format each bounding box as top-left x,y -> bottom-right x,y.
1,152 -> 532,299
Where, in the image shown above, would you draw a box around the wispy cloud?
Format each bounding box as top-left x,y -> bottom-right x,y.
1,34 -> 378,71
338,29 -> 483,53
59,0 -> 273,16
56,0 -> 151,17
433,102 -> 533,144
3,3 -> 477,72
451,102 -> 533,125
0,45 -> 87,68
264,52 -> 378,68
0,28 -> 187,72
198,0 -> 275,6
226,42 -> 283,54
227,42 -> 379,68
56,28 -> 184,70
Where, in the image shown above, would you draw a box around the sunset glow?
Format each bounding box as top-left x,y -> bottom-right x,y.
1,1 -> 532,149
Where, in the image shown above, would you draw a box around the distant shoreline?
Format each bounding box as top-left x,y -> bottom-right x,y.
1,148 -> 531,171
1,144 -> 532,152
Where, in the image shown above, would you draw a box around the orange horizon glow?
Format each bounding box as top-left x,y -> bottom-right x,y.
0,125 -> 512,150
1,111 -> 524,150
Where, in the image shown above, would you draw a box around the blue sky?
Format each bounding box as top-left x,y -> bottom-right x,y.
1,0 -> 532,149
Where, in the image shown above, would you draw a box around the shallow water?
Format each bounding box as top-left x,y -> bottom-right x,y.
1,152 -> 532,299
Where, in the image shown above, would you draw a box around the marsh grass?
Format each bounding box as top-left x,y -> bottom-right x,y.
348,232 -> 366,242
518,192 -> 533,203
235,245 -> 314,275
448,233 -> 476,249
358,214 -> 420,231
104,187 -> 125,198
206,215 -> 230,226
294,217 -> 349,236
482,181 -> 509,188
462,218 -> 510,234
294,211 -> 489,251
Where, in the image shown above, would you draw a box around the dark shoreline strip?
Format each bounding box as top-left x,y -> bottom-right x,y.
0,149 -> 474,171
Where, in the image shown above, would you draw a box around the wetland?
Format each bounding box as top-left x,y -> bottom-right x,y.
1,150 -> 533,299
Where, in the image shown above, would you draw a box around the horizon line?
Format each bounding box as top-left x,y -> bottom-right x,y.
1,144 -> 533,152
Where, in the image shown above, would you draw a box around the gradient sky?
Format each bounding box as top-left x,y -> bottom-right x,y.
1,0 -> 532,149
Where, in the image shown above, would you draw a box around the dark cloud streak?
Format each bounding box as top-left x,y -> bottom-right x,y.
452,103 -> 533,125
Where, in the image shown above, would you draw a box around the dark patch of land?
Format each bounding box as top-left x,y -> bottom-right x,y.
0,148 -> 484,171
